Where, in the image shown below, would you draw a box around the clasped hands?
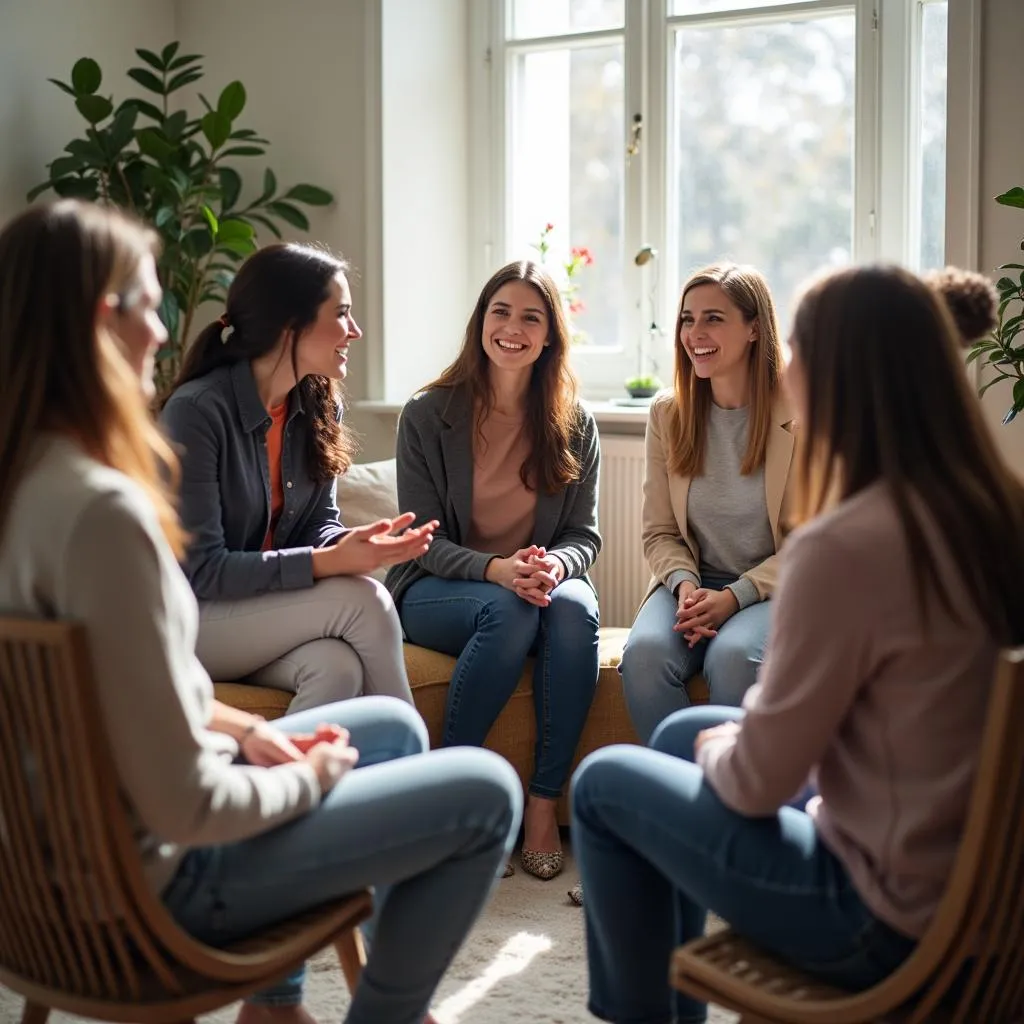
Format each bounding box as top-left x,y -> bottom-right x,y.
240,720 -> 359,794
674,581 -> 738,649
486,544 -> 564,607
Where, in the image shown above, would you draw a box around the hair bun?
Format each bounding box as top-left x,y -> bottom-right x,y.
924,266 -> 998,346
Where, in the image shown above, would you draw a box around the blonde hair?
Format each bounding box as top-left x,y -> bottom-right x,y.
664,262 -> 783,477
0,201 -> 185,557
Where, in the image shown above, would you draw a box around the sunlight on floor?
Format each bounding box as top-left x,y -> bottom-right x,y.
434,930 -> 554,1023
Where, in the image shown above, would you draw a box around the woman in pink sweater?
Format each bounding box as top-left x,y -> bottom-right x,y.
571,264 -> 1024,1023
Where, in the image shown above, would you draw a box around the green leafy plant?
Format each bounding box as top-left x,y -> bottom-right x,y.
624,374 -> 663,397
28,43 -> 334,392
968,186 -> 1024,424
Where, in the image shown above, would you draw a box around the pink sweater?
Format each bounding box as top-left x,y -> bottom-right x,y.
698,483 -> 996,938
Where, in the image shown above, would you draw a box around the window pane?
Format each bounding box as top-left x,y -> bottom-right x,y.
671,13 -> 855,329
510,45 -> 625,348
511,0 -> 624,40
671,0 -> 822,16
918,1 -> 947,271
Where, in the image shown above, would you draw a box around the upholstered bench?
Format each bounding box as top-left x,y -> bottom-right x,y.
214,625 -> 709,823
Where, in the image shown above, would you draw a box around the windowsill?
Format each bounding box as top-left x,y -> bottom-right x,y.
355,398 -> 652,428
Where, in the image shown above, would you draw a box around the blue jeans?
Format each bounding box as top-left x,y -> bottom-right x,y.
400,576 -> 600,798
620,574 -> 771,742
571,707 -> 917,1024
162,696 -> 522,1023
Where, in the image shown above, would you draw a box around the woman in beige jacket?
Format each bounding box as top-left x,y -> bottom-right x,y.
620,263 -> 796,742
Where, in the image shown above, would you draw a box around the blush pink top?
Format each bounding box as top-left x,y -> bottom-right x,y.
465,409 -> 537,556
698,482 -> 996,939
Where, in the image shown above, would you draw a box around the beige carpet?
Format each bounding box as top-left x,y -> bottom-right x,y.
0,850 -> 737,1023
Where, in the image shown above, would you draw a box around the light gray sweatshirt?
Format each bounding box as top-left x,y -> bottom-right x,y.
0,436 -> 321,894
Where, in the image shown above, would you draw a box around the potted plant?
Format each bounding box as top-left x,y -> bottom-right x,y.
623,374 -> 663,400
967,185 -> 1024,424
28,43 -> 334,395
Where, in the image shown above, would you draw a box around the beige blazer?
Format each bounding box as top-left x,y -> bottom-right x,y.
641,390 -> 797,602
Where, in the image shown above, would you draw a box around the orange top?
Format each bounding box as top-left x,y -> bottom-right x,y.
261,402 -> 288,551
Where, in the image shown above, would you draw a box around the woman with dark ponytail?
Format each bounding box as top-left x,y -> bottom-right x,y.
162,244 -> 436,713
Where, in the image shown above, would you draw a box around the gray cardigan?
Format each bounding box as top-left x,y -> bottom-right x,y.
160,362 -> 347,601
385,386 -> 602,608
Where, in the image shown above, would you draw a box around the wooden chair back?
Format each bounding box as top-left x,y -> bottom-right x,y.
671,647 -> 1024,1023
0,616 -> 371,1017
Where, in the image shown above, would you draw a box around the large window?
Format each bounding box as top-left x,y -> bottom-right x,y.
473,0 -> 950,397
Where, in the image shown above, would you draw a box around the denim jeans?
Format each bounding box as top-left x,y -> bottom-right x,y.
400,576 -> 600,798
571,706 -> 917,1024
619,572 -> 771,742
162,696 -> 522,1023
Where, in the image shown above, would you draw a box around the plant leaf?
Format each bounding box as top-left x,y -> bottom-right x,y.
995,187 -> 1024,209
979,372 -> 1013,397
135,48 -> 165,71
48,77 -> 76,97
128,67 -> 167,95
201,110 -> 232,150
136,127 -> 175,161
65,137 -> 107,163
121,97 -> 164,123
168,52 -> 203,70
164,110 -> 188,141
267,200 -> 310,231
26,180 -> 54,202
217,166 -> 242,211
53,177 -> 99,200
75,94 -> 113,125
285,183 -> 333,206
71,57 -> 102,95
220,145 -> 265,157
154,206 -> 177,228
107,105 -> 138,155
257,167 -> 277,204
217,218 -> 254,244
249,213 -> 283,239
161,41 -> 181,64
201,205 -> 219,236
181,225 -> 213,257
167,69 -> 204,93
217,81 -> 246,120
198,92 -> 214,113
49,154 -> 87,178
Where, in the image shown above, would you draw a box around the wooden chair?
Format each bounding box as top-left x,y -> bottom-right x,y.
0,617 -> 373,1024
671,647 -> 1024,1024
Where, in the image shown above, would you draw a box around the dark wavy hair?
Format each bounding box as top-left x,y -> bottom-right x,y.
425,260 -> 582,493
167,243 -> 357,481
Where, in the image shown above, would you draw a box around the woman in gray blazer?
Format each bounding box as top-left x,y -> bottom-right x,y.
387,260 -> 602,882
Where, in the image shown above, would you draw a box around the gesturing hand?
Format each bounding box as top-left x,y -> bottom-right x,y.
511,549 -> 564,607
313,513 -> 438,578
674,585 -> 738,649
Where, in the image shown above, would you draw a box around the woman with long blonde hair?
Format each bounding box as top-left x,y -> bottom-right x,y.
0,200 -> 521,1024
619,262 -> 795,744
387,260 -> 602,881
571,265 -> 1021,1023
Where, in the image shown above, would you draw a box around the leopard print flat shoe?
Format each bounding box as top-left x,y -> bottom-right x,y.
520,848 -> 564,880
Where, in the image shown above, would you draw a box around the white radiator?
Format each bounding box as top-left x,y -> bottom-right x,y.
591,434 -> 649,628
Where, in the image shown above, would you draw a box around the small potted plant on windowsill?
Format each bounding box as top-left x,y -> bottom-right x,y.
624,374 -> 663,400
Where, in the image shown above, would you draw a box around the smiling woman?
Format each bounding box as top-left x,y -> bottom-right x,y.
160,243 -> 438,723
387,260 -> 603,884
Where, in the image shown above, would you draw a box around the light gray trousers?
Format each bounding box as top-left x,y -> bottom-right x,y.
196,575 -> 414,713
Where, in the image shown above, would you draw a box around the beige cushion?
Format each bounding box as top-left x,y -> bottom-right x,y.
335,459 -> 400,581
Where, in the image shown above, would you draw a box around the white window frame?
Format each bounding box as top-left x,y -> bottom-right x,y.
470,0 -> 962,399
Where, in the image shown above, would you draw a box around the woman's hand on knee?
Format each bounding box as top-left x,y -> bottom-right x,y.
313,514 -> 438,578
485,545 -> 542,593
306,737 -> 360,793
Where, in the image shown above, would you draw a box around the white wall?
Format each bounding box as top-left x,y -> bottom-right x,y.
975,0 -> 1024,471
381,0 -> 471,405
0,0 -> 176,224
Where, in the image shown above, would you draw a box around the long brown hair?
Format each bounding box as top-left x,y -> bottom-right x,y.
790,264 -> 1024,642
425,260 -> 582,493
0,200 -> 185,556
167,243 -> 357,483
665,262 -> 783,477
